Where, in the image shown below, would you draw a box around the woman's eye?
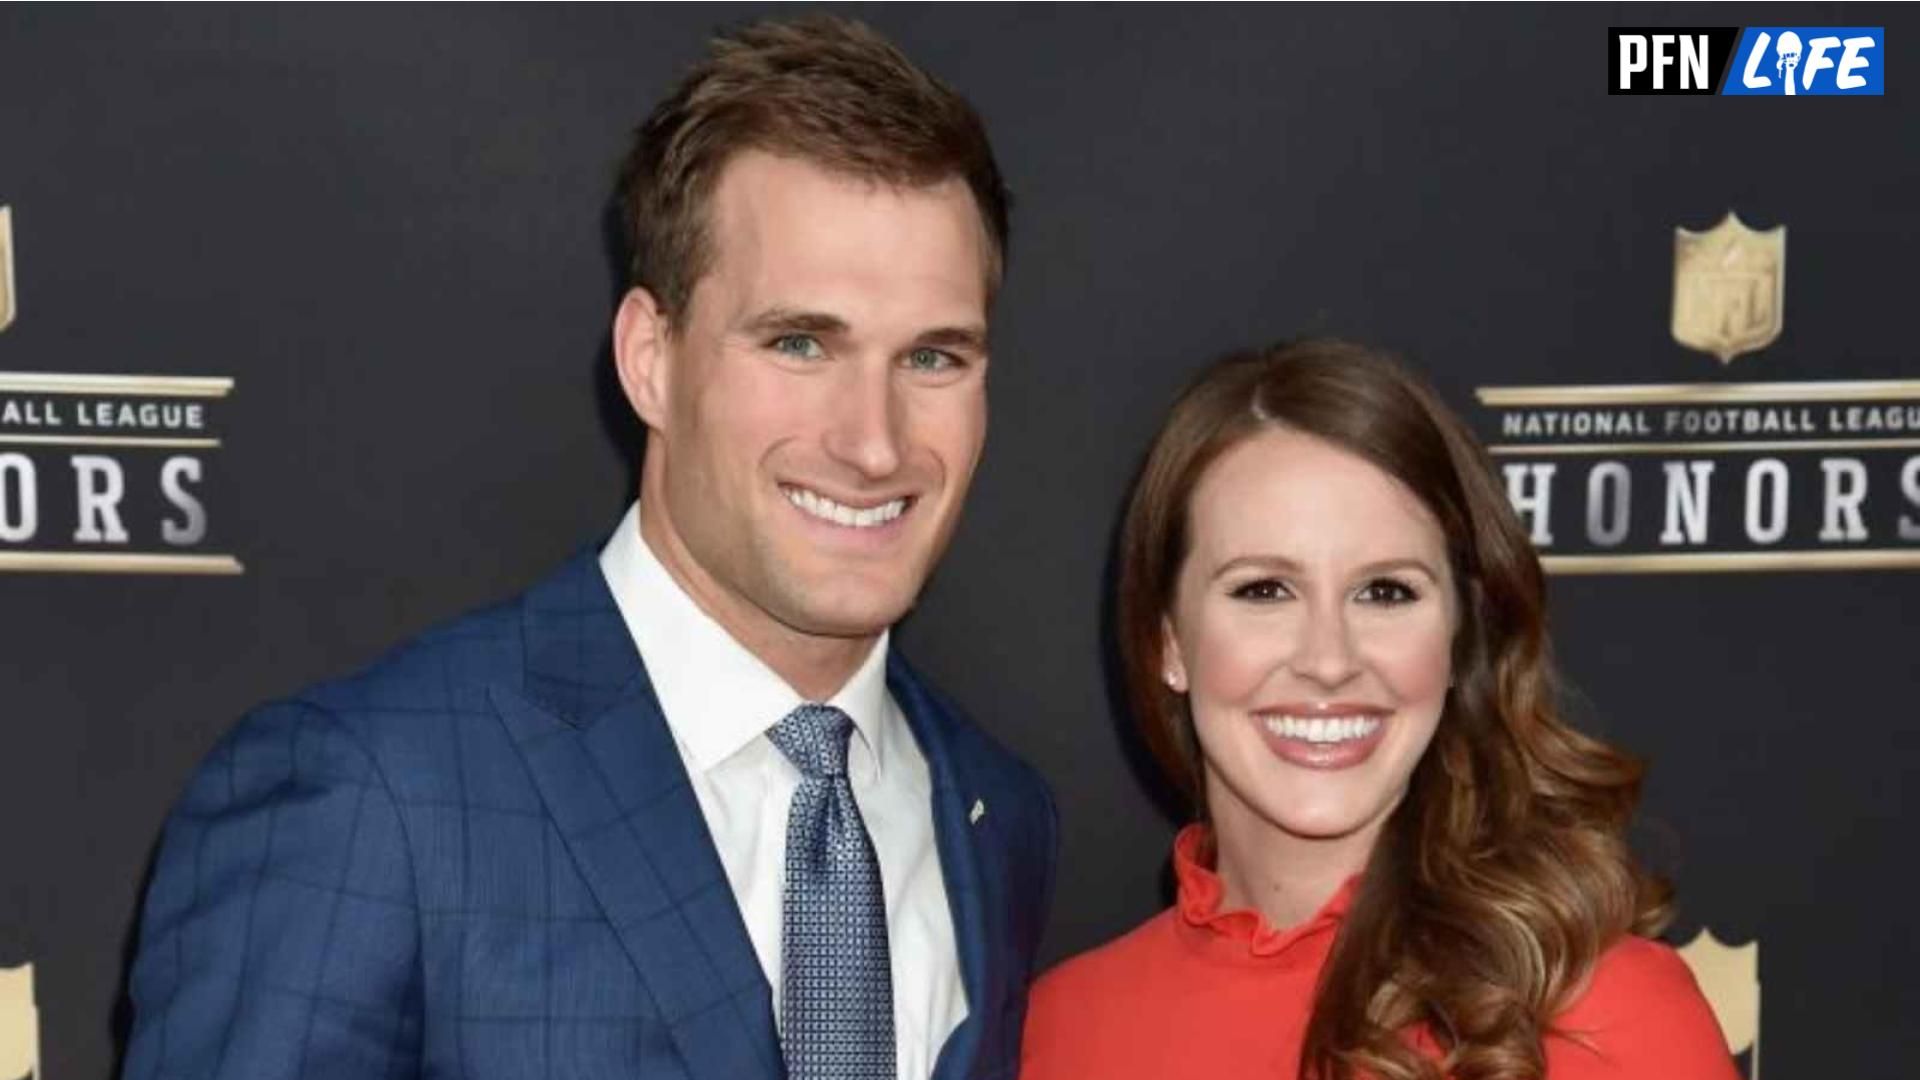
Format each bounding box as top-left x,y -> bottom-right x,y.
905,347 -> 961,373
1229,578 -> 1290,602
1356,578 -> 1419,606
770,334 -> 826,360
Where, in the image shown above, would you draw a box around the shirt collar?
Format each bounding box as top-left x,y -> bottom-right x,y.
598,501 -> 892,775
1173,823 -> 1358,960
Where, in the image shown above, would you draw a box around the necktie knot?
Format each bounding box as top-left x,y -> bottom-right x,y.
769,704 -> 853,780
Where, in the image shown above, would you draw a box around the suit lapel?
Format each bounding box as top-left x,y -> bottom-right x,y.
890,655 -> 1002,1080
492,551 -> 782,1080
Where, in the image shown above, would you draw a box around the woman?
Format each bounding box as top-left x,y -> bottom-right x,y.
1022,341 -> 1735,1080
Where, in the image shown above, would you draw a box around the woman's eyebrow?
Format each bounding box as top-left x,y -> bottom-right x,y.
1209,554 -> 1442,582
1210,554 -> 1304,581
1354,557 -> 1442,582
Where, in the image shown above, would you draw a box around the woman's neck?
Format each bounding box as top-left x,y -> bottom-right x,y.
1206,786 -> 1381,930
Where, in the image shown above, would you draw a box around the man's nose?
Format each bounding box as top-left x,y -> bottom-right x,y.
823,360 -> 904,479
1288,604 -> 1363,689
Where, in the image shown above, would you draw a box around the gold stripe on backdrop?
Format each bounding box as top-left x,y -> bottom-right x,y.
0,434 -> 222,449
1543,549 -> 1920,574
0,551 -> 244,575
0,372 -> 234,398
1477,380 -> 1920,407
1489,437 -> 1920,456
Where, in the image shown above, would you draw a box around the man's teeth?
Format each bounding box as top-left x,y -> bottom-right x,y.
1262,715 -> 1383,744
784,487 -> 908,529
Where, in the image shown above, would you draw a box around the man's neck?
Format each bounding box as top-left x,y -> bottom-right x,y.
636,502 -> 876,702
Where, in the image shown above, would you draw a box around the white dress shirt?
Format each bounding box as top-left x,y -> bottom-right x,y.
599,502 -> 967,1079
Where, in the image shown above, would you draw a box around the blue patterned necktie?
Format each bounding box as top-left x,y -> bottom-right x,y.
769,704 -> 896,1080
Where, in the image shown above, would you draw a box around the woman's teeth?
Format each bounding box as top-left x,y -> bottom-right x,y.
784,486 -> 908,529
1262,715 -> 1383,744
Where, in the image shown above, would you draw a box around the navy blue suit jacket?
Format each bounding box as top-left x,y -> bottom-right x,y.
123,549 -> 1057,1080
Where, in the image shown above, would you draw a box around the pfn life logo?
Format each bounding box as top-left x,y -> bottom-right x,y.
1610,27 -> 1883,95
1725,28 -> 1882,95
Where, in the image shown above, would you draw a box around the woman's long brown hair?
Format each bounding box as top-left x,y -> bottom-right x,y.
1116,340 -> 1673,1080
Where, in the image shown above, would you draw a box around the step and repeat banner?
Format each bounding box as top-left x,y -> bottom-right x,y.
2,7 -> 1913,1079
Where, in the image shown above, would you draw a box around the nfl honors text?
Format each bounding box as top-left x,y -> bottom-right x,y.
0,207 -> 239,575
1474,213 -> 1920,575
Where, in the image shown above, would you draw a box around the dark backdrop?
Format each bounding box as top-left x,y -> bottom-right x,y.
2,6 -> 1913,1078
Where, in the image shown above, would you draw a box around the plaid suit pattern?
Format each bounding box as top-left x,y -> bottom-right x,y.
123,548 -> 1057,1080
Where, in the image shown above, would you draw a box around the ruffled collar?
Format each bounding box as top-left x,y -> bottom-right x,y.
1173,823 -> 1359,961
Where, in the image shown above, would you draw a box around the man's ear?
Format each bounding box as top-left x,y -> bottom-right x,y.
612,286 -> 672,430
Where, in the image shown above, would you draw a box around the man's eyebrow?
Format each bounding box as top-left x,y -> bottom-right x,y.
740,308 -> 989,353
915,324 -> 990,352
740,307 -> 851,337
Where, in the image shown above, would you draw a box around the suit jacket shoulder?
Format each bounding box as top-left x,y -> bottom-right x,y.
123,552 -> 630,1080
291,592 -> 530,807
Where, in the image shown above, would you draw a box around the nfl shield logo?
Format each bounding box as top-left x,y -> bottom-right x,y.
1676,928 -> 1760,1076
1672,212 -> 1785,364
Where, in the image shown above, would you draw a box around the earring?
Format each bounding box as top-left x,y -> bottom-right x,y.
1164,668 -> 1186,692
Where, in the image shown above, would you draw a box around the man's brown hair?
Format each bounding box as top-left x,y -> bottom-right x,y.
615,14 -> 1010,322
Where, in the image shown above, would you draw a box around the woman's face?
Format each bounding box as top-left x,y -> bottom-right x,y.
1165,427 -> 1458,851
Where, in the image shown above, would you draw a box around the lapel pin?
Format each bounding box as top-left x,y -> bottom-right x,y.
969,798 -> 987,825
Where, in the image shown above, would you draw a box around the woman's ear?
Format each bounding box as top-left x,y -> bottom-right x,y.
1161,616 -> 1189,693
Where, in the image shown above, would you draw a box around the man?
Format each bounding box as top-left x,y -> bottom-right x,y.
121,16 -> 1056,1080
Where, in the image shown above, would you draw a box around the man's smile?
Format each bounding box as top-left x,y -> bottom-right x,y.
781,482 -> 916,529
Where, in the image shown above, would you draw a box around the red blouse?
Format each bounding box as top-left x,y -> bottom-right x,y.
1021,826 -> 1739,1079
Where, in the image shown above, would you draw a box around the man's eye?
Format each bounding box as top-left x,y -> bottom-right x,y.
1229,579 -> 1290,602
770,334 -> 826,360
1356,578 -> 1419,606
905,347 -> 961,373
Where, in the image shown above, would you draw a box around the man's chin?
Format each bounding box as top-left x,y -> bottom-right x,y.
764,545 -> 931,620
770,581 -> 920,641
786,602 -> 915,640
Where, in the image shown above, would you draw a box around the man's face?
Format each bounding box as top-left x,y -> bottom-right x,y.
627,150 -> 992,647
